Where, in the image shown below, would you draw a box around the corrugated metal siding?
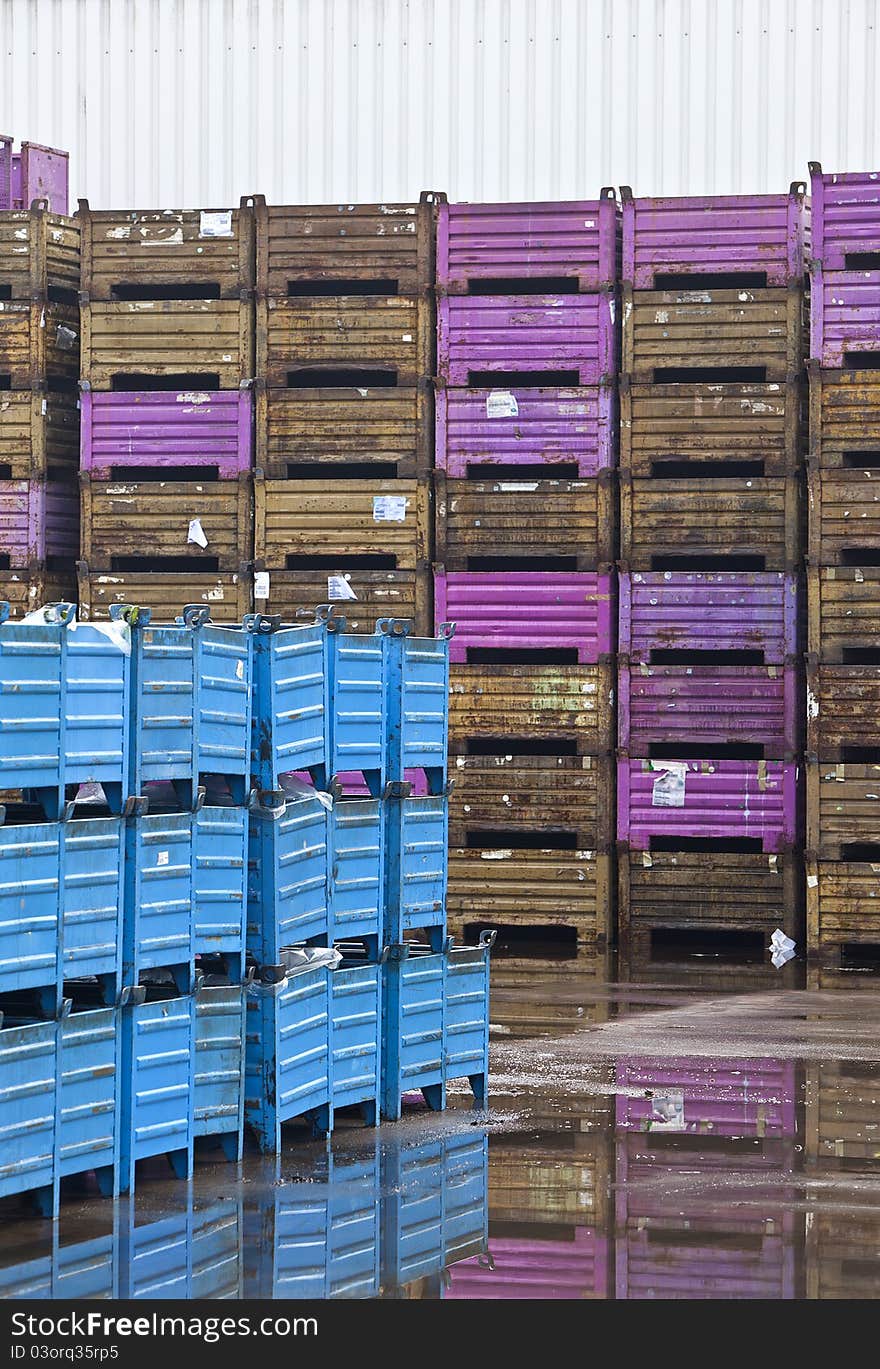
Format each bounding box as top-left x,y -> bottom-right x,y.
1,0 -> 878,207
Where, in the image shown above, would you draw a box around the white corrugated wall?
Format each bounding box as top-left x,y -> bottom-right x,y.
1,0 -> 879,207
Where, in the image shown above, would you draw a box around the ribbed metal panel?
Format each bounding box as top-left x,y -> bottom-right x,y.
1,1 -> 877,205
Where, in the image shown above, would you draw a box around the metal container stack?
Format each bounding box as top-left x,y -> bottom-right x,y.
75,199 -> 257,621
435,194 -> 621,948
617,189 -> 808,962
252,197 -> 439,632
0,136 -> 68,214
805,165 -> 880,967
0,196 -> 80,615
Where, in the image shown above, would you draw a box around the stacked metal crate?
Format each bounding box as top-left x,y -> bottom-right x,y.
617,189 -> 808,961
435,195 -> 620,948
0,136 -> 68,214
0,198 -> 80,614
76,200 -> 257,621
252,199 -> 439,632
805,165 -> 880,966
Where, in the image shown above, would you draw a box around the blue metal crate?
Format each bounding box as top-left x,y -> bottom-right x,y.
0,1014 -> 59,1215
380,937 -> 493,1121
383,793 -> 447,950
193,983 -> 245,1161
246,616 -> 328,793
328,798 -> 382,948
61,817 -> 124,1002
190,1201 -> 244,1298
119,1207 -> 191,1298
123,812 -> 193,991
381,1131 -> 489,1289
0,1250 -> 53,1298
379,619 -> 451,793
193,805 -> 247,976
327,626 -> 386,791
119,993 -> 194,1194
247,792 -> 329,961
57,1007 -> 119,1197
0,602 -> 129,819
53,1231 -> 118,1299
0,819 -> 61,1012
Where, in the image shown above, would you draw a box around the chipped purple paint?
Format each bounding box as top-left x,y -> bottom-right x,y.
619,572 -> 797,664
446,1233 -> 609,1299
435,384 -> 614,477
622,186 -> 809,288
618,665 -> 796,755
437,193 -> 619,292
435,569 -> 612,663
810,164 -> 880,363
437,293 -> 616,386
0,479 -> 78,567
614,1057 -> 797,1138
617,759 -> 797,851
80,390 -> 253,477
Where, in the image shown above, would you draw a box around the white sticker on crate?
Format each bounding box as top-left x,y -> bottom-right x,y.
486,391 -> 519,419
235,659 -> 244,679
254,571 -> 270,600
187,517 -> 208,548
199,210 -> 233,238
373,495 -> 408,522
646,1089 -> 686,1131
328,574 -> 358,601
650,761 -> 688,808
157,851 -> 169,867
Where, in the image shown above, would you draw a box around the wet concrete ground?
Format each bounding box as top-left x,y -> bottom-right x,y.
2,948 -> 879,1299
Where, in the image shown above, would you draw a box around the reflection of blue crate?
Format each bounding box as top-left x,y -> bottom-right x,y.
123,813 -> 193,992
193,984 -> 245,1161
381,938 -> 492,1121
58,1007 -> 119,1197
192,805 -> 247,977
190,1201 -> 244,1299
0,1228 -> 118,1300
245,961 -> 380,1151
246,616 -> 328,792
111,1198 -> 243,1299
248,792 -> 328,959
0,602 -> 130,819
119,992 -> 194,1194
383,793 -> 447,951
381,1132 -> 489,1289
0,1015 -> 59,1216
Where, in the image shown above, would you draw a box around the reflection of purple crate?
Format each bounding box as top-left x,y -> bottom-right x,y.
435,386 -> 614,477
446,1232 -> 609,1300
438,294 -> 616,386
617,759 -> 797,852
437,195 -> 619,292
435,570 -> 612,664
615,1057 -> 797,1138
810,164 -> 880,364
618,665 -> 797,756
622,187 -> 808,288
620,572 -> 797,665
80,391 -> 253,478
0,480 -> 78,568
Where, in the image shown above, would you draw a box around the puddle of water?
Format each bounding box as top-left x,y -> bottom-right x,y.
2,949 -> 879,1299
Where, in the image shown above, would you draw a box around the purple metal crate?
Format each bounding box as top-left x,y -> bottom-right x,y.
435,385 -> 613,477
80,390 -> 253,478
622,186 -> 808,288
447,1232 -> 609,1300
0,480 -> 78,567
617,758 -> 797,852
435,569 -> 612,663
618,665 -> 796,755
14,143 -> 69,215
810,163 -> 880,364
615,1058 -> 797,1138
0,137 -> 11,210
438,293 -> 615,386
619,572 -> 796,665
437,194 -> 619,292
813,270 -> 880,366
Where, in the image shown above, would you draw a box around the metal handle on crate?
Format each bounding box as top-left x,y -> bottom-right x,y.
437,620 -> 456,640
243,612 -> 280,635
42,602 -> 77,627
477,1252 -> 496,1271
112,603 -> 151,627
314,603 -> 346,633
182,604 -> 211,629
376,617 -> 412,637
478,929 -> 498,951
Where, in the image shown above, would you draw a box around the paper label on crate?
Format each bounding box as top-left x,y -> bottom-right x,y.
806,873 -> 819,888
235,659 -> 244,679
187,517 -> 209,548
486,390 -> 519,419
55,324 -> 77,350
157,850 -> 169,867
253,571 -> 270,600
199,210 -> 233,238
328,574 -> 358,601
372,495 -> 408,522
645,1089 -> 685,1131
650,761 -> 688,808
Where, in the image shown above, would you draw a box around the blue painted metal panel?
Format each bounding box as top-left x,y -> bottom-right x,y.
381,1132 -> 489,1288
445,947 -> 491,1103
379,623 -> 450,792
190,1201 -> 243,1299
63,620 -> 129,812
328,799 -> 382,945
0,1016 -> 58,1213
0,1252 -> 53,1298
53,1232 -> 118,1299
192,805 -> 247,968
330,963 -> 380,1121
124,813 -> 193,985
247,794 -> 328,961
57,1008 -> 119,1192
248,620 -> 328,792
442,1132 -> 490,1266
0,613 -> 62,797
120,1209 -> 191,1298
61,818 -> 124,995
196,626 -> 252,797
119,994 -> 194,1193
327,630 -> 385,786
193,984 -> 245,1156
384,794 -> 447,945
0,820 -> 61,1004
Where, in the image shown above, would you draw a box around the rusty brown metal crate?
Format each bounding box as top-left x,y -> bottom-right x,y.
78,199 -> 256,299
435,471 -> 613,568
808,365 -> 880,466
258,294 -> 432,388
0,568 -> 77,618
254,566 -> 431,636
486,1132 -> 612,1233
487,959 -> 614,1035
0,390 -> 79,479
620,472 -> 801,570
806,663 -> 880,757
806,857 -> 880,959
447,846 -> 612,946
807,464 -> 880,564
253,476 -> 430,572
256,384 -> 430,478
0,301 -> 79,385
806,761 -> 880,858
447,752 -> 614,848
79,299 -> 253,387
805,1061 -> 880,1169
621,284 -> 803,381
808,566 -> 880,660
0,209 -> 80,300
256,198 -> 438,295
805,1210 -> 880,1299
619,848 -> 802,949
621,377 -> 801,475
449,662 -> 613,752
76,561 -> 253,623
80,474 -> 252,571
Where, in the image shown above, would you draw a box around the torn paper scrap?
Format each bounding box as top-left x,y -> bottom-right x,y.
187,517 -> 208,548
650,760 -> 688,807
328,574 -> 358,601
